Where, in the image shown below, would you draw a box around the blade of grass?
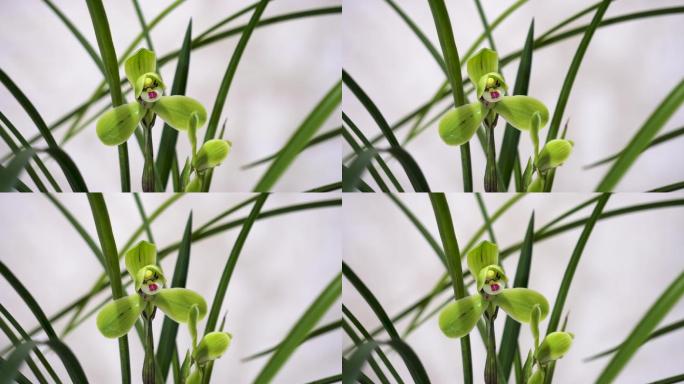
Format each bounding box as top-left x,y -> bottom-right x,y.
0,112 -> 60,191
0,340 -> 88,384
254,81 -> 341,191
473,0 -> 497,50
306,181 -> 342,192
426,0 -> 471,191
596,80 -> 684,191
0,150 -> 33,192
42,147 -> 89,192
498,21 -> 534,191
204,194 -> 268,334
596,271 -> 684,384
650,181 -> 684,193
344,128 -> 391,192
428,193 -> 472,383
586,318 -> 684,361
157,213 -> 193,381
344,305 -> 403,383
85,0 -> 130,191
544,194 -> 610,384
118,194 -> 184,257
344,114 -> 403,192
203,0 -> 268,143
475,193 -> 497,243
388,193 -> 445,264
253,273 -> 341,384
0,127 -> 47,191
343,318 -> 389,383
584,126 -> 684,169
45,193 -> 104,266
131,0 -> 154,50
133,193 -> 154,243
647,374 -> 684,384
41,0 -> 104,74
0,262 -> 88,383
156,20 -> 193,190
87,193 -> 130,384
344,340 -> 431,384
0,315 -> 49,384
498,213 -> 534,381
306,374 -> 342,384
242,320 -> 342,362
343,150 -> 376,192
383,0 -> 445,73
242,127 -> 342,170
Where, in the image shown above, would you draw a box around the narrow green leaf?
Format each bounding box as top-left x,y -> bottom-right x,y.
426,0 -> 471,191
242,127 -> 342,170
85,0 -> 130,191
131,0 -> 154,50
586,318 -> 684,361
344,340 -> 431,384
343,150 -> 376,192
0,340 -> 88,384
0,150 -> 33,192
498,21 -> 534,191
584,126 -> 684,169
242,320 -> 342,362
498,213 -> 534,380
596,271 -> 684,384
646,373 -> 684,384
156,20 -> 193,191
427,193 -> 472,384
305,374 -> 342,384
596,80 -> 684,191
254,81 -> 341,191
344,127 -> 390,192
87,193 -> 130,384
544,194 -> 611,384
0,314 -> 50,384
650,181 -> 684,193
45,193 -> 104,266
43,147 -> 89,192
473,0 -> 497,50
157,213 -> 193,380
253,273 -> 341,384
388,193 -> 445,265
306,181 -> 342,192
204,194 -> 268,335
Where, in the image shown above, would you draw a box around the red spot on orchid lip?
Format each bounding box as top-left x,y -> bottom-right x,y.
148,91 -> 158,99
148,284 -> 158,292
490,91 -> 500,99
490,284 -> 500,292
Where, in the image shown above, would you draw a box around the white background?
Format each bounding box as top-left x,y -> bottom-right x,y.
343,0 -> 684,192
0,193 -> 341,383
343,193 -> 684,383
0,0 -> 341,192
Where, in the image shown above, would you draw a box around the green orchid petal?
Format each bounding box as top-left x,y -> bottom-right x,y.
536,332 -> 574,363
527,368 -> 544,384
186,368 -> 201,384
153,288 -> 207,323
96,294 -> 144,338
124,240 -> 157,278
467,48 -> 499,86
439,102 -> 485,146
493,96 -> 549,131
476,72 -> 507,99
530,304 -> 541,349
536,139 -> 574,172
438,294 -> 486,338
134,72 -> 165,99
124,48 -> 156,88
493,288 -> 549,323
194,332 -> 232,364
193,139 -> 232,172
152,96 -> 207,131
477,264 -> 507,292
526,176 -> 543,192
96,101 -> 143,146
467,240 -> 499,278
188,305 -> 199,349
134,265 -> 166,292
530,112 -> 541,158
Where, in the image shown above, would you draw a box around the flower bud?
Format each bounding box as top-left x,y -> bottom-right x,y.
193,140 -> 232,171
536,139 -> 573,172
194,332 -> 232,364
527,368 -> 544,384
535,331 -> 574,363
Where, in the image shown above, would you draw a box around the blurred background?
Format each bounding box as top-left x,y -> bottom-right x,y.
343,0 -> 684,192
0,0 -> 341,191
343,193 -> 684,383
0,193 -> 341,383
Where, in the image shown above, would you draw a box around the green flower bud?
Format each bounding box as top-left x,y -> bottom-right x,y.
527,176 -> 543,192
527,368 -> 544,384
535,331 -> 574,363
536,139 -> 573,172
185,176 -> 202,192
193,139 -> 232,172
186,368 -> 201,384
194,332 -> 232,364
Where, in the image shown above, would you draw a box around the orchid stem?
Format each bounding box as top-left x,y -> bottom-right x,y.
484,116 -> 498,192
142,112 -> 156,192
485,309 -> 499,384
142,308 -> 156,384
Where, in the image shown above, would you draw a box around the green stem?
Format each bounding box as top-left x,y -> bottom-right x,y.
484,115 -> 498,192
485,308 -> 499,384
142,112 -> 156,192
142,306 -> 156,384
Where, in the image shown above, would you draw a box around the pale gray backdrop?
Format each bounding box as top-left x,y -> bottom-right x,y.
343,193 -> 684,383
0,0 -> 341,191
0,193 -> 341,383
343,0 -> 684,192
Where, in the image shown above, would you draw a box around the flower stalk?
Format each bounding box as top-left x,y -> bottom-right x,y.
142,306 -> 156,384
484,111 -> 499,192
142,110 -> 156,192
484,308 -> 499,384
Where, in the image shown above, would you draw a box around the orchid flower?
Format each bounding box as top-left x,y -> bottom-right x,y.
524,305 -> 575,384
524,113 -> 575,192
181,305 -> 233,384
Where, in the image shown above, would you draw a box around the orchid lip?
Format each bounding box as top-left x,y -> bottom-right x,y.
140,88 -> 162,102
